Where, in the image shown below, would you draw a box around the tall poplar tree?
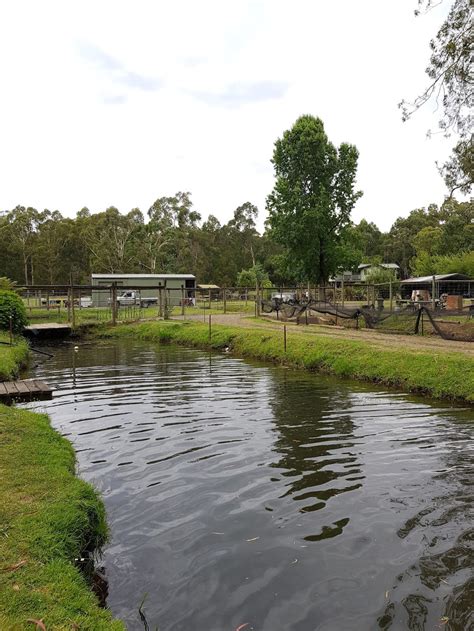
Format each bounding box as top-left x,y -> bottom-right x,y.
266,115 -> 362,284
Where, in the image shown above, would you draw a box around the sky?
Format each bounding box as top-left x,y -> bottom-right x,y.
0,0 -> 455,232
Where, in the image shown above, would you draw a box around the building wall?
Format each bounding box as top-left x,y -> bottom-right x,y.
91,275 -> 195,307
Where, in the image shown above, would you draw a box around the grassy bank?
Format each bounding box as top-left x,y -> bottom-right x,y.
0,407 -> 125,630
0,340 -> 124,629
0,333 -> 29,381
103,320 -> 474,403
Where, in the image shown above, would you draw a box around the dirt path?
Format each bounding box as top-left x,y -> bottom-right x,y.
175,312 -> 474,357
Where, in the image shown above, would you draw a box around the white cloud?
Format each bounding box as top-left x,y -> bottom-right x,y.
0,0 -> 456,232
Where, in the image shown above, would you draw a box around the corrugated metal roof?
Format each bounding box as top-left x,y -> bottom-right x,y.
401,273 -> 471,283
91,274 -> 195,279
358,263 -> 399,269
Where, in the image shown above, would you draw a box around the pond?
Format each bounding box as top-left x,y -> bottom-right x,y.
23,339 -> 473,630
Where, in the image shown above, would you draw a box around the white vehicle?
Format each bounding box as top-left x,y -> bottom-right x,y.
271,292 -> 297,305
113,291 -> 158,308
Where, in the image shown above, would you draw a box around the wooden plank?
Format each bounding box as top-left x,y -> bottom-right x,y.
0,379 -> 53,401
33,380 -> 52,393
14,381 -> 30,394
4,382 -> 19,395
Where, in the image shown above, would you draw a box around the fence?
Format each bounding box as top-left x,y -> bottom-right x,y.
17,279 -> 474,341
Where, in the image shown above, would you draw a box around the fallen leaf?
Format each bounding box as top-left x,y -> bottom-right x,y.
27,619 -> 47,630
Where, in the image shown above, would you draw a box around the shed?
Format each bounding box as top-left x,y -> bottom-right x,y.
91,274 -> 196,307
400,273 -> 472,299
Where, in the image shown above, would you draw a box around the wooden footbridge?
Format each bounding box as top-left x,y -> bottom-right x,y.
0,379 -> 53,403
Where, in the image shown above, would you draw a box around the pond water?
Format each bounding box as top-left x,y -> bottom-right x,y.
23,339 -> 473,631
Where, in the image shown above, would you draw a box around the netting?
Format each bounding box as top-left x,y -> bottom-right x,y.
260,298 -> 474,342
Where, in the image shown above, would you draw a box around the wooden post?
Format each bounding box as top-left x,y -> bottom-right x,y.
71,285 -> 76,328
421,310 -> 424,335
67,288 -> 72,322
208,289 -> 211,311
341,277 -> 345,309
283,324 -> 287,352
111,282 -> 117,326
181,285 -> 185,316
432,275 -> 436,310
209,313 -> 212,340
223,287 -> 227,314
389,279 -> 393,313
158,285 -> 163,318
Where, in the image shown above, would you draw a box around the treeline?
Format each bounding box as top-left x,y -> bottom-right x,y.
0,193 -> 472,286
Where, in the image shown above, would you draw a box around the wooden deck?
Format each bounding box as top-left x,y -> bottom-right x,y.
0,379 -> 53,403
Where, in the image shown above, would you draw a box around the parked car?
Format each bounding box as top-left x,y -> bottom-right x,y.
271,292 -> 297,305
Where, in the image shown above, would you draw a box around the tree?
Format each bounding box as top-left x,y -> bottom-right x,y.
401,0 -> 473,194
266,115 -> 362,284
236,263 -> 271,288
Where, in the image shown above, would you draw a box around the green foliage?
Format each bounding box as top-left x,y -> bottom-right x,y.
0,290 -> 28,333
401,0 -> 473,195
0,277 -> 18,291
236,263 -> 271,287
266,115 -> 362,283
364,267 -> 400,288
412,250 -> 474,278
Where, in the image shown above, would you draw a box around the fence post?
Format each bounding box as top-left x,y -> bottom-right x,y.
181,285 -> 185,317
158,285 -> 163,318
341,277 -> 345,309
223,287 -> 227,314
209,314 -> 212,340
432,275 -> 436,310
71,284 -> 76,328
111,282 -> 117,326
283,324 -> 287,352
389,279 -> 393,313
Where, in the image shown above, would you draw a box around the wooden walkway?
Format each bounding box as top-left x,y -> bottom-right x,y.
0,379 -> 53,403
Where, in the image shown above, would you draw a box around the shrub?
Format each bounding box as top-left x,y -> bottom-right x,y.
0,290 -> 28,333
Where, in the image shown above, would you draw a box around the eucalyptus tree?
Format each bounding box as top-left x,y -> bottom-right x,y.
401,0 -> 473,194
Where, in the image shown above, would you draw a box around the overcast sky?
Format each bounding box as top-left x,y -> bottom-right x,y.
0,0 -> 455,232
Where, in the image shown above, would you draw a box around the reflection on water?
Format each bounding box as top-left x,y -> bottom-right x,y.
24,340 -> 473,630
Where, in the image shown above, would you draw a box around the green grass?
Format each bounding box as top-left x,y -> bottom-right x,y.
0,332 -> 30,381
0,406 -> 125,630
0,335 -> 124,629
103,320 -> 474,403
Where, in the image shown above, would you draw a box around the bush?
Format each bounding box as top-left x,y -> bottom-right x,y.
0,290 -> 28,333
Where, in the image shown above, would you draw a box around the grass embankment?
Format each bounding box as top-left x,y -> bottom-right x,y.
0,333 -> 29,381
104,320 -> 474,403
0,341 -> 124,630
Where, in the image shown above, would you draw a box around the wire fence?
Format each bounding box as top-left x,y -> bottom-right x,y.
17,279 -> 474,342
